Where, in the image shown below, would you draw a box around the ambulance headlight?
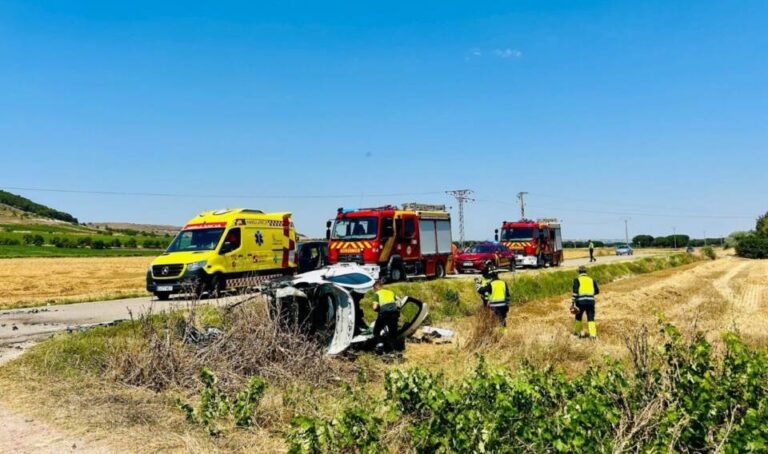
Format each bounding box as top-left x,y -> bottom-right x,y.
187,260 -> 208,271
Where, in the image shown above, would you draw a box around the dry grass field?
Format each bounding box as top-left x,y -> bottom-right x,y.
0,256 -> 152,310
1,254 -> 765,452
562,246 -> 673,260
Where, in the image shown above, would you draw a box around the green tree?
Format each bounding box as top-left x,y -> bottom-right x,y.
756,211 -> 768,237
632,234 -> 654,247
32,234 -> 45,246
92,240 -> 106,249
125,238 -> 138,248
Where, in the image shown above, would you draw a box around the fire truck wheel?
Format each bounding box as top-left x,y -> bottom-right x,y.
389,264 -> 405,282
435,262 -> 446,279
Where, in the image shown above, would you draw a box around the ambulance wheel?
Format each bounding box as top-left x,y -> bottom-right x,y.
435,262 -> 446,279
210,274 -> 225,298
155,292 -> 171,301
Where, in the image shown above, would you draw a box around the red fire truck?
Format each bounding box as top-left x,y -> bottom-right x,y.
494,218 -> 563,268
326,204 -> 453,281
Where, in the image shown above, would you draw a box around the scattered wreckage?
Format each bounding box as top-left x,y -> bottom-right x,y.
261,263 -> 429,355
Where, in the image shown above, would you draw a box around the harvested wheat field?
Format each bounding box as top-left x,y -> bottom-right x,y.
448,254 -> 768,375
0,257 -> 152,310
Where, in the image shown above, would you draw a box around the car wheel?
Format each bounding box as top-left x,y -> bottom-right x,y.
155,292 -> 171,301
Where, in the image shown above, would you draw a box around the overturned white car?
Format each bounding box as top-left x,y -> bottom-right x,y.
263,263 -> 428,355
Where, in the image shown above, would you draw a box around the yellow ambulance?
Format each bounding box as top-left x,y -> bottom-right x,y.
147,208 -> 297,300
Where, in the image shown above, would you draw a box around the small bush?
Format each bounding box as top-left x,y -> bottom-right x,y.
176,367 -> 268,436
702,245 -> 716,260
736,236 -> 768,259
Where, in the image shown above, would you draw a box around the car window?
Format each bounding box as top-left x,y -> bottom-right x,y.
326,273 -> 374,285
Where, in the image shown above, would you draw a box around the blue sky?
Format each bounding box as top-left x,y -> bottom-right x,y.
1,1 -> 765,240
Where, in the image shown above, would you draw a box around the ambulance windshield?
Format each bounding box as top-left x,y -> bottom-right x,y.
332,217 -> 378,240
167,228 -> 225,252
501,227 -> 534,241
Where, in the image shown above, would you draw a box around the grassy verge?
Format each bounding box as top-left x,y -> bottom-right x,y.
367,253 -> 701,322
0,245 -> 159,258
0,253 -> 704,451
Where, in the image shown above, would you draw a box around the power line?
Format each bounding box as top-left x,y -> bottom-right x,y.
1,186 -> 445,200
446,189 -> 474,248
474,199 -> 752,219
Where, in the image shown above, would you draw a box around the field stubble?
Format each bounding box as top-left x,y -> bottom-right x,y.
0,256 -> 152,310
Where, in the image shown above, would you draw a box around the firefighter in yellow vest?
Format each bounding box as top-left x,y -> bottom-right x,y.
372,280 -> 400,352
572,265 -> 600,339
475,261 -> 495,306
478,267 -> 510,326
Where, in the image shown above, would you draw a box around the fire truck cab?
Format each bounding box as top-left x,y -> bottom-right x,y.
326,204 -> 453,281
495,218 -> 563,268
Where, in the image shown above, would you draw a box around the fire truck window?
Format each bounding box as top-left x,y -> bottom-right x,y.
501,227 -> 534,241
404,218 -> 416,238
332,217 -> 378,240
381,217 -> 394,238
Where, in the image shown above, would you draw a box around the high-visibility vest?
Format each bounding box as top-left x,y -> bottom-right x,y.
575,275 -> 596,304
488,280 -> 508,307
375,289 -> 397,312
589,242 -> 594,249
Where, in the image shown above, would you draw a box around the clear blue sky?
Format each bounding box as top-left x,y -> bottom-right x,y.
1,1 -> 765,240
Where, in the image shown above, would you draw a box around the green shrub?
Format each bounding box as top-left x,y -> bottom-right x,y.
736,236 -> 768,259
287,323 -> 768,452
702,245 -> 716,260
176,367 -> 268,437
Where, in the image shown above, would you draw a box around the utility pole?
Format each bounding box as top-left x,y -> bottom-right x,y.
623,218 -> 630,245
673,226 -> 677,249
446,189 -> 475,249
517,191 -> 528,219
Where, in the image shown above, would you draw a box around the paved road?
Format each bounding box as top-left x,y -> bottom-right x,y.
0,295 -> 238,361
0,253 -> 653,356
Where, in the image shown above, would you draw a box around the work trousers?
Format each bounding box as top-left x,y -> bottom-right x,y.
490,305 -> 509,326
373,311 -> 400,352
589,249 -> 595,262
574,302 -> 595,322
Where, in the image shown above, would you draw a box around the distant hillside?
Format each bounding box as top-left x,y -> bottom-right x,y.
0,190 -> 78,223
86,222 -> 180,236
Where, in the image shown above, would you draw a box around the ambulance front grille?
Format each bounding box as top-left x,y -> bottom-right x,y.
152,264 -> 184,278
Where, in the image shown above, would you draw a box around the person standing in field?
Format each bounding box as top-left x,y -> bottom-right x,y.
571,265 -> 599,339
588,240 -> 596,262
478,266 -> 510,326
371,280 -> 400,353
450,242 -> 459,274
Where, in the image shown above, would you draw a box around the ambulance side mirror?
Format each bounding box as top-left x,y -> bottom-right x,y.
494,229 -> 499,242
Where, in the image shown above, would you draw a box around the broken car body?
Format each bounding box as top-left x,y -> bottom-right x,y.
262,263 -> 428,355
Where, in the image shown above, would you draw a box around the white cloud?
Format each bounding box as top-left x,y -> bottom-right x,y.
492,48 -> 523,59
